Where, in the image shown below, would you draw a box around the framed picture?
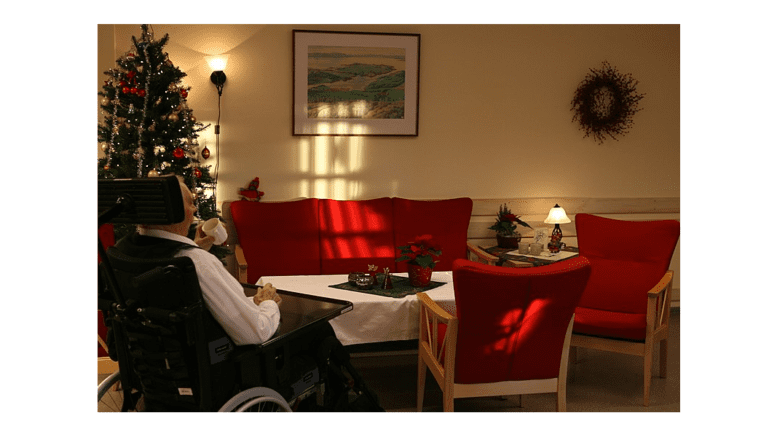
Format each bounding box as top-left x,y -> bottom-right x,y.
293,30 -> 420,136
533,227 -> 551,248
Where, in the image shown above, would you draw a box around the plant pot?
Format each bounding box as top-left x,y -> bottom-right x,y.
496,233 -> 521,249
408,264 -> 433,287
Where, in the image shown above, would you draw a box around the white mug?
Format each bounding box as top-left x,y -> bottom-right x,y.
202,218 -> 227,245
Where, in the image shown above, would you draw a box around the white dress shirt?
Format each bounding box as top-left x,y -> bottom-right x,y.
138,228 -> 280,346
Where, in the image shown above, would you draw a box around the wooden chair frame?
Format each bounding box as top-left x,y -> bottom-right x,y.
466,241 -> 531,268
465,241 -> 499,266
416,292 -> 574,412
570,270 -> 674,407
235,244 -> 248,283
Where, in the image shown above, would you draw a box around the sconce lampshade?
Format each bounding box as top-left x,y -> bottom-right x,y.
205,55 -> 229,96
205,55 -> 229,72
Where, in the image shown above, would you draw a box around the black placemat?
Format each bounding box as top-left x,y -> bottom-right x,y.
329,274 -> 447,298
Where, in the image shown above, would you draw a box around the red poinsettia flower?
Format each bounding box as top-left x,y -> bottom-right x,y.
396,234 -> 442,268
501,213 -> 518,222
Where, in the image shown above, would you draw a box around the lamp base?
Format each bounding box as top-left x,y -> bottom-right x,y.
548,224 -> 563,253
210,71 -> 226,96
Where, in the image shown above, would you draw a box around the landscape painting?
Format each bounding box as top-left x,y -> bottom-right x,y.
307,45 -> 406,120
294,30 -> 420,136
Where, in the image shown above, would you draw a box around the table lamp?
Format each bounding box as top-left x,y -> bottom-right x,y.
544,204 -> 571,252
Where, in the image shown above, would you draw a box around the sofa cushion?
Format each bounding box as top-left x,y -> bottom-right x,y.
318,198 -> 396,274
392,198 -> 473,272
230,199 -> 321,283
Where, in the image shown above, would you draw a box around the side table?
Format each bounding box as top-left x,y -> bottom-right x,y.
482,245 -> 580,268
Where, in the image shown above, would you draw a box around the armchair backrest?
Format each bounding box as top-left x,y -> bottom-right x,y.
451,258 -> 591,384
574,213 -> 680,314
231,198 -> 322,283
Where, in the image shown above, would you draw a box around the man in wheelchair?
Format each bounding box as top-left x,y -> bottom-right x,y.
98,176 -> 381,412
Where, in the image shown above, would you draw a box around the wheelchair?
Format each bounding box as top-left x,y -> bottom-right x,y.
98,176 -> 382,412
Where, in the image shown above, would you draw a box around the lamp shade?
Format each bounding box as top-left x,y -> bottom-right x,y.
205,55 -> 230,72
544,204 -> 571,224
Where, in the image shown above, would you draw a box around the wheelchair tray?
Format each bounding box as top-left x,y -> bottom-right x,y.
243,285 -> 353,349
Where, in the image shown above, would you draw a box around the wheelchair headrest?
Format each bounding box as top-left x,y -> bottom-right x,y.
98,175 -> 185,225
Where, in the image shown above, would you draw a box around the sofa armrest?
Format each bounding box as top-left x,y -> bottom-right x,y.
235,244 -> 248,283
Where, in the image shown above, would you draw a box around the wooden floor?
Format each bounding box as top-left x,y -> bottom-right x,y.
349,308 -> 681,412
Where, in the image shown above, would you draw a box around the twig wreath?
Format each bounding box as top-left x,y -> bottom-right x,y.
571,61 -> 645,144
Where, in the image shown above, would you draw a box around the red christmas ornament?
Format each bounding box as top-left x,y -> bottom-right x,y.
122,87 -> 130,94
119,80 -> 128,87
194,168 -> 202,178
130,87 -> 138,94
173,147 -> 185,159
180,89 -> 188,98
137,89 -> 146,97
127,71 -> 136,80
201,147 -> 210,159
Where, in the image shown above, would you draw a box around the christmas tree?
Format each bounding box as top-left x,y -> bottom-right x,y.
98,24 -> 227,259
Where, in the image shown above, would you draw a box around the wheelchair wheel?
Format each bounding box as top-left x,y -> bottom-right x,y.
218,387 -> 292,412
98,371 -> 144,412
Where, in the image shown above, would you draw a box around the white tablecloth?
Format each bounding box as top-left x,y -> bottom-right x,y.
258,272 -> 456,346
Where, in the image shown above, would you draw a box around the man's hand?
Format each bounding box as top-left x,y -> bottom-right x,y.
253,283 -> 282,307
194,223 -> 215,251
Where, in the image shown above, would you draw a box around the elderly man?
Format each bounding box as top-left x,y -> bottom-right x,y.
114,176 -> 281,345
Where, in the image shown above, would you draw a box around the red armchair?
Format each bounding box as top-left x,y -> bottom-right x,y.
570,213 -> 680,406
417,258 -> 591,412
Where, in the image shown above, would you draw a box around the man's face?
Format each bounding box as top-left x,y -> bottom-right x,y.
177,182 -> 197,235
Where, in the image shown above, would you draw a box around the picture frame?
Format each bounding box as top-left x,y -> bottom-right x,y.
293,30 -> 420,136
533,227 -> 551,248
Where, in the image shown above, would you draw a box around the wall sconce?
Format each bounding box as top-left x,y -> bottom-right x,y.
205,55 -> 229,138
544,204 -> 571,252
206,55 -> 229,97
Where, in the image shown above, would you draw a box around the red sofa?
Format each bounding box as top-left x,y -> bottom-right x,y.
230,197 -> 473,284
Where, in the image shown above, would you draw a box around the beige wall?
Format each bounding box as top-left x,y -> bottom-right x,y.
98,24 -> 679,203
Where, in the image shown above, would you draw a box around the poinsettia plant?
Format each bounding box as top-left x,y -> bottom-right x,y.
488,204 -> 532,235
395,234 -> 442,268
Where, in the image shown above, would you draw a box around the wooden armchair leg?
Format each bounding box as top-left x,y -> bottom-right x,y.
417,356 -> 427,412
643,351 -> 652,407
557,382 -> 567,412
568,346 -> 577,383
659,339 -> 668,379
